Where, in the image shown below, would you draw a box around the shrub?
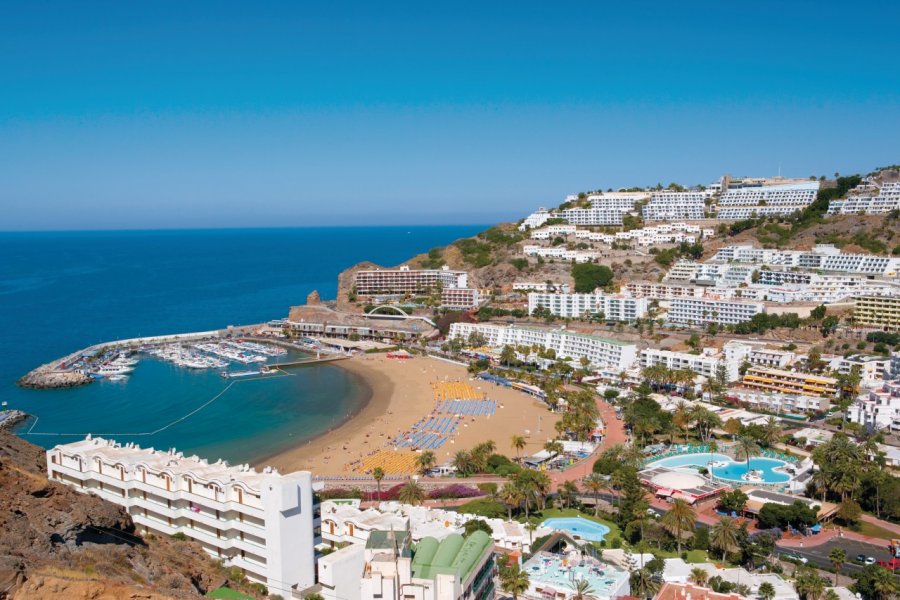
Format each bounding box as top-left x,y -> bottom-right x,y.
428,484 -> 482,500
457,498 -> 507,518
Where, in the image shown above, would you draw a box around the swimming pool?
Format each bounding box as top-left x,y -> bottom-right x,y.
647,452 -> 791,484
541,517 -> 611,542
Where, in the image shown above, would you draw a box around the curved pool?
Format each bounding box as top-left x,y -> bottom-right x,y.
541,517 -> 611,542
647,452 -> 791,484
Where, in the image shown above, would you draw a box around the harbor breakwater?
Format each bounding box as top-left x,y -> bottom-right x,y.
17,326 -> 259,390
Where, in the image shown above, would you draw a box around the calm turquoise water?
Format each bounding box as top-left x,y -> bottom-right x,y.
0,226 -> 484,464
540,517 -> 611,542
647,453 -> 791,483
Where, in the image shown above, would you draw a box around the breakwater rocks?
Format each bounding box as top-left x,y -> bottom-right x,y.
0,410 -> 30,430
17,367 -> 91,390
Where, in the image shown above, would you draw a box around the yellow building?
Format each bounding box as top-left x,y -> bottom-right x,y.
741,367 -> 839,399
854,296 -> 900,331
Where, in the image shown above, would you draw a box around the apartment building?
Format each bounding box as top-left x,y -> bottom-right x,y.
528,292 -> 648,321
355,266 -> 468,296
568,223 -> 711,247
667,297 -> 764,326
518,208 -> 552,231
622,281 -> 706,299
448,322 -> 638,371
727,389 -> 830,414
640,347 -> 742,382
715,182 -> 819,219
529,224 -> 578,239
440,287 -> 480,310
710,244 -> 900,277
642,193 -> 707,221
512,281 -> 571,294
846,381 -> 900,432
827,182 -> 900,215
854,296 -> 900,331
319,530 -> 495,600
559,207 -> 626,226
522,245 -> 599,263
741,367 -> 839,398
47,437 -> 317,597
828,354 -> 891,384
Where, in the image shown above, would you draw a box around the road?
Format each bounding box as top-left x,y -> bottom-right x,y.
775,538 -> 895,576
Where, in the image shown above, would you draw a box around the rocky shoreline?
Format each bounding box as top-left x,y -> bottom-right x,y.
17,366 -> 92,390
0,410 -> 30,431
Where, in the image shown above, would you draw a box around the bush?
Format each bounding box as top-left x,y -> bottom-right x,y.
610,536 -> 622,549
571,263 -> 614,293
457,498 -> 507,518
250,583 -> 268,596
428,484 -> 482,500
171,532 -> 187,541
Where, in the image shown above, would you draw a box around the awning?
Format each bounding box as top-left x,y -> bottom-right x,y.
655,487 -> 673,497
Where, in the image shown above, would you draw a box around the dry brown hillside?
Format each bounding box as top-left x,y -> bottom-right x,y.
0,431 -> 261,600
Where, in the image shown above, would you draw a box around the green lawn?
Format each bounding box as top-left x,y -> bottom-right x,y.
856,520 -> 898,541
206,588 -> 255,600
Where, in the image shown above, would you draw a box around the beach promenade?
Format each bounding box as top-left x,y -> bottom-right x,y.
550,395 -> 626,486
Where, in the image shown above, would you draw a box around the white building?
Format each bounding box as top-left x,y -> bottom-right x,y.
319,529 -> 495,600
570,223 -> 711,247
640,347 -> 743,382
559,207 -> 627,226
827,354 -> 891,385
529,224 -> 578,239
355,266 -> 469,296
716,181 -> 819,219
846,381 -> 900,432
622,281 -> 707,299
827,182 -> 900,215
528,292 -> 648,321
440,287 -> 480,310
519,208 -> 552,231
47,437 -> 317,597
448,322 -> 638,371
512,281 -> 571,294
668,297 -> 765,326
642,192 -> 708,221
522,245 -> 599,263
710,244 -> 900,277
727,389 -> 830,414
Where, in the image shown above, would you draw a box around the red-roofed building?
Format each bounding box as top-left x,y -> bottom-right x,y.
656,583 -> 743,600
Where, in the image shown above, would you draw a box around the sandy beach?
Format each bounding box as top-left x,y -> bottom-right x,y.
260,354 -> 559,476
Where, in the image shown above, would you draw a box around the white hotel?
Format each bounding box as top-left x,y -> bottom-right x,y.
512,281 -> 571,293
522,245 -> 599,263
528,292 -> 648,321
622,280 -> 706,300
559,207 -> 628,226
529,224 -> 578,239
518,207 -> 552,231
828,182 -> 900,215
710,244 -> 900,277
640,347 -> 743,382
716,181 -> 819,219
847,381 -> 900,432
667,297 -> 764,326
448,322 -> 637,371
642,192 -> 708,221
47,437 -> 318,598
355,265 -> 468,296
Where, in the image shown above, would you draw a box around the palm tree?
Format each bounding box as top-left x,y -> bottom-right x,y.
524,518 -> 538,546
824,591 -> 839,600
398,478 -> 425,506
557,480 -> 578,509
734,435 -> 761,472
630,567 -> 661,600
763,416 -> 782,447
689,567 -> 708,587
372,467 -> 385,498
499,562 -> 530,600
572,579 -> 596,600
499,482 -> 524,520
583,474 -> 606,517
511,435 -> 526,462
416,451 -> 436,476
452,450 -> 475,476
544,440 -> 564,458
795,569 -> 826,600
828,547 -> 846,587
660,499 -> 696,554
710,517 -> 740,562
871,566 -> 899,600
758,582 -> 776,600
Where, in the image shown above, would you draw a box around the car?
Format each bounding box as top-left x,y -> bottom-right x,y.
856,554 -> 868,563
864,557 -> 877,566
782,553 -> 808,564
877,558 -> 900,570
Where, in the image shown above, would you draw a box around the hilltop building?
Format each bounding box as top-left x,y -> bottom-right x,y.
528,291 -> 648,321
47,437 -> 318,598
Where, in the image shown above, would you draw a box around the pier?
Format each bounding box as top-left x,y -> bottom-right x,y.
266,354 -> 349,370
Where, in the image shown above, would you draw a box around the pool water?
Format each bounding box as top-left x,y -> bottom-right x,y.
647,452 -> 791,484
541,517 -> 611,542
527,553 -> 626,597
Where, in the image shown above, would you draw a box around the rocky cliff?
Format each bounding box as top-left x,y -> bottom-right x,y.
0,431 -> 260,600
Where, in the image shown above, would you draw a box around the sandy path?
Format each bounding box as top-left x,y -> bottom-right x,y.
258,354 -> 559,476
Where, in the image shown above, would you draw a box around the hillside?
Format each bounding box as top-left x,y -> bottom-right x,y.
0,431 -> 260,600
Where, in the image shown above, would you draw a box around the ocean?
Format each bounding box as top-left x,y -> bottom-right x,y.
0,226 -> 485,463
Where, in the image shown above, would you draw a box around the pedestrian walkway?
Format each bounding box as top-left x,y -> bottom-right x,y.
550,395 -> 626,486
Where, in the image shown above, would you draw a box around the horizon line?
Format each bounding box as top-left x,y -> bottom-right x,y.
0,222 -> 501,235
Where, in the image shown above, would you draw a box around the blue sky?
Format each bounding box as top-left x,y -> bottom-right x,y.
1,1 -> 899,231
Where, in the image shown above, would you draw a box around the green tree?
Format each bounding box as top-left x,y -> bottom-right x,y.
710,517 -> 740,562
573,579 -> 597,600
511,434 -> 526,463
660,499 -> 696,554
583,473 -> 607,517
734,435 -> 761,472
689,567 -> 709,587
499,561 -> 531,600
372,467 -> 385,498
463,519 -> 493,536
758,582 -> 776,600
571,263 -> 614,293
398,478 -> 425,506
416,451 -> 436,476
829,547 -> 846,587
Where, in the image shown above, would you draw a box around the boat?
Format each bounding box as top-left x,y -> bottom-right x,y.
220,370 -> 260,379
107,374 -> 129,382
